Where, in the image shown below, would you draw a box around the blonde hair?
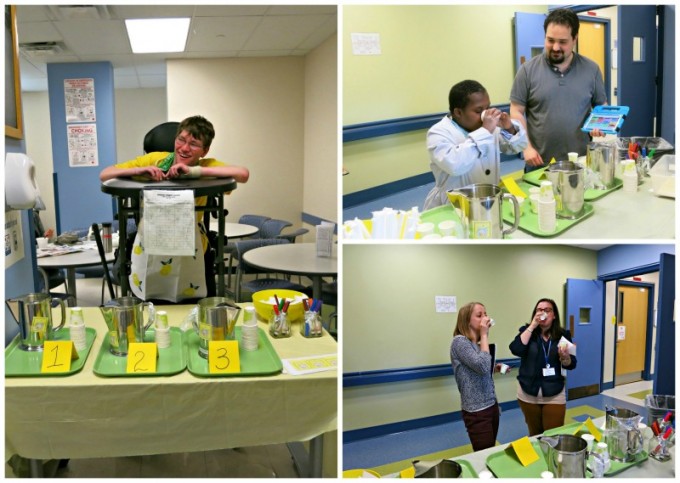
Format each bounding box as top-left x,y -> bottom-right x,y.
454,301 -> 485,340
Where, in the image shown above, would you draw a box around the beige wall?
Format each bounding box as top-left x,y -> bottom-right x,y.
343,244 -> 598,431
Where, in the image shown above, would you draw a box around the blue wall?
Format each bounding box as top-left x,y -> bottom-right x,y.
598,244 -> 675,277
4,137 -> 38,346
47,62 -> 117,232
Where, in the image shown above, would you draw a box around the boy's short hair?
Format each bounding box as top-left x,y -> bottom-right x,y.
176,115 -> 215,149
449,80 -> 487,112
544,8 -> 580,38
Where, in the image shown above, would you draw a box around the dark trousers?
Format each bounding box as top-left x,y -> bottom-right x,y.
518,399 -> 566,436
461,402 -> 500,452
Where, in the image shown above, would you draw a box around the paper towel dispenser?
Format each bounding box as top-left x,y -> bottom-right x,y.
5,153 -> 41,210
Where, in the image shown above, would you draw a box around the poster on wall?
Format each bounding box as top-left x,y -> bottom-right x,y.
67,123 -> 99,167
5,210 -> 25,268
64,78 -> 96,122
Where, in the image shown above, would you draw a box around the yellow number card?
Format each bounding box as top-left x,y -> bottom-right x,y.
511,436 -> 540,467
584,418 -> 603,442
41,341 -> 78,373
126,342 -> 158,374
209,340 -> 241,374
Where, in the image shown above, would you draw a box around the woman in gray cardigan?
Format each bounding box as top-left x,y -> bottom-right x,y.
450,301 -> 501,451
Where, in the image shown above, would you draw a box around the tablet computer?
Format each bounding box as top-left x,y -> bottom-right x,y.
581,105 -> 629,134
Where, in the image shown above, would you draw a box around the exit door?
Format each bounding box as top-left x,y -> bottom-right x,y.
565,278 -> 604,400
615,283 -> 652,384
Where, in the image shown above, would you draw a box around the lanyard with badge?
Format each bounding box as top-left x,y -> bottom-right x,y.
542,338 -> 556,377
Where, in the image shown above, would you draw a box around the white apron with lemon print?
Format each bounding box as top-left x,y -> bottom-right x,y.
129,219 -> 207,302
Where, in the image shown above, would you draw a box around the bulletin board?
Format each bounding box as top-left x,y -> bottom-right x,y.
343,244 -> 598,374
5,5 -> 23,139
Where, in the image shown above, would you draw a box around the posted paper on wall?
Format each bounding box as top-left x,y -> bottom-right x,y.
143,190 -> 195,256
67,123 -> 99,167
64,78 -> 96,122
4,210 -> 25,268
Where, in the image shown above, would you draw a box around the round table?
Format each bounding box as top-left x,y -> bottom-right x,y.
209,220 -> 259,239
37,243 -> 115,303
242,243 -> 337,300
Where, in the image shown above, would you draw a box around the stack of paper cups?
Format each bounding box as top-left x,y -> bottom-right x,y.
69,307 -> 87,351
154,311 -> 171,349
241,306 -> 259,351
622,160 -> 638,193
537,181 -> 556,233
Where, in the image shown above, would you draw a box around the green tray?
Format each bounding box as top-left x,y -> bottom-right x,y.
453,458 -> 478,478
486,441 -> 549,478
419,204 -> 464,227
5,327 -> 97,377
186,327 -> 283,377
522,168 -> 623,201
503,197 -> 594,238
543,422 -> 649,476
93,327 -> 187,377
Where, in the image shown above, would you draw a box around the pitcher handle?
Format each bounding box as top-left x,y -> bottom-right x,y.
630,428 -> 644,456
51,297 -> 67,331
502,193 -> 520,237
143,301 -> 156,331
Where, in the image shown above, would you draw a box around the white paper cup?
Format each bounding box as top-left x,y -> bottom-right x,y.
539,181 -> 554,201
529,194 -> 540,214
478,470 -> 494,479
416,222 -> 434,237
581,433 -> 595,451
499,363 -> 510,374
70,324 -> 87,351
155,326 -> 171,349
438,220 -> 457,236
568,152 -> 579,162
528,186 -> 540,196
37,237 -> 48,249
422,233 -> 442,240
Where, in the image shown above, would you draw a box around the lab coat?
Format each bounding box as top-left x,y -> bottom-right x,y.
424,116 -> 527,210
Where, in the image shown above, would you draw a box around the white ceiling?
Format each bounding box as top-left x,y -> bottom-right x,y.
15,4 -> 337,92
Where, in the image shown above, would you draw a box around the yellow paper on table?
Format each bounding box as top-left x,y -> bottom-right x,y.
511,436 -> 540,466
584,418 -> 603,442
501,176 -> 527,199
550,157 -> 557,164
126,342 -> 158,374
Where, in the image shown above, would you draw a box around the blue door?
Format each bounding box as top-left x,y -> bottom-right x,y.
565,278 -> 605,399
513,12 -> 546,72
654,253 -> 675,394
617,5 -> 658,137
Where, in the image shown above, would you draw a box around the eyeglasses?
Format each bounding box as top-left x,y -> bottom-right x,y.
175,136 -> 204,151
536,307 -> 553,314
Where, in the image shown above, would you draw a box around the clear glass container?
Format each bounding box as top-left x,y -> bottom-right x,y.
269,312 -> 291,338
301,310 -> 323,338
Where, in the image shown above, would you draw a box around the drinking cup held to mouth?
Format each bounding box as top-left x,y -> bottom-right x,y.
499,363 -> 510,374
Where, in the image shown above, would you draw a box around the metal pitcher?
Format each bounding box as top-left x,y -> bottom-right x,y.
605,407 -> 644,462
544,161 -> 585,219
412,459 -> 462,478
587,142 -> 617,188
447,184 -> 519,239
100,296 -> 155,356
6,293 -> 66,351
539,434 -> 603,478
193,297 -> 242,359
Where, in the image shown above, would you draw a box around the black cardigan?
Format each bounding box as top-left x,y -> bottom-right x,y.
508,326 -> 577,398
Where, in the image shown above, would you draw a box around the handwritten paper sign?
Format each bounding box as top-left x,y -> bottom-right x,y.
126,343 -> 158,374
209,340 -> 241,374
41,341 -> 79,373
511,436 -> 540,466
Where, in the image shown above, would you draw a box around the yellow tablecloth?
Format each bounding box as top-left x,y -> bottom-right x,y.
5,304 -> 337,461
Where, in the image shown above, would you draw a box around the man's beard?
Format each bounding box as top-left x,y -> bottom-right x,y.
548,50 -> 566,65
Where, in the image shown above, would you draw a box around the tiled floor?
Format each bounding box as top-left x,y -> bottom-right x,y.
342,381 -> 653,472
5,277 -> 302,478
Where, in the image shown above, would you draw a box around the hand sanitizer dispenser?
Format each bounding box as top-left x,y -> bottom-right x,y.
5,153 -> 41,209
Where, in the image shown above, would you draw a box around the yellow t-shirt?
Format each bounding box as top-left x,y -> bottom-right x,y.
115,152 -> 227,252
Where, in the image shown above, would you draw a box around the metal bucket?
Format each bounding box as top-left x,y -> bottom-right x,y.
539,434 -> 588,478
446,184 -> 519,239
413,459 -> 462,478
544,161 -> 585,219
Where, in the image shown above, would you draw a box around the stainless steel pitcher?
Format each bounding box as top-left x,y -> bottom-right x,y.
544,161 -> 585,219
193,297 -> 242,359
447,184 -> 519,239
539,434 -> 602,478
6,293 -> 66,351
587,142 -> 617,188
605,407 -> 644,462
100,296 -> 154,356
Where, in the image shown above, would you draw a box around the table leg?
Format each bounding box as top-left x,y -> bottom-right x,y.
28,458 -> 44,477
66,268 -> 77,303
286,435 -> 323,477
311,276 -> 322,301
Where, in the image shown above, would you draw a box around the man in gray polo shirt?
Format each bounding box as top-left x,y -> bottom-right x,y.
510,8 -> 607,170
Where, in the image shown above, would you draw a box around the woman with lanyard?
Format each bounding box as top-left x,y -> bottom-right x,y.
509,298 -> 577,436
